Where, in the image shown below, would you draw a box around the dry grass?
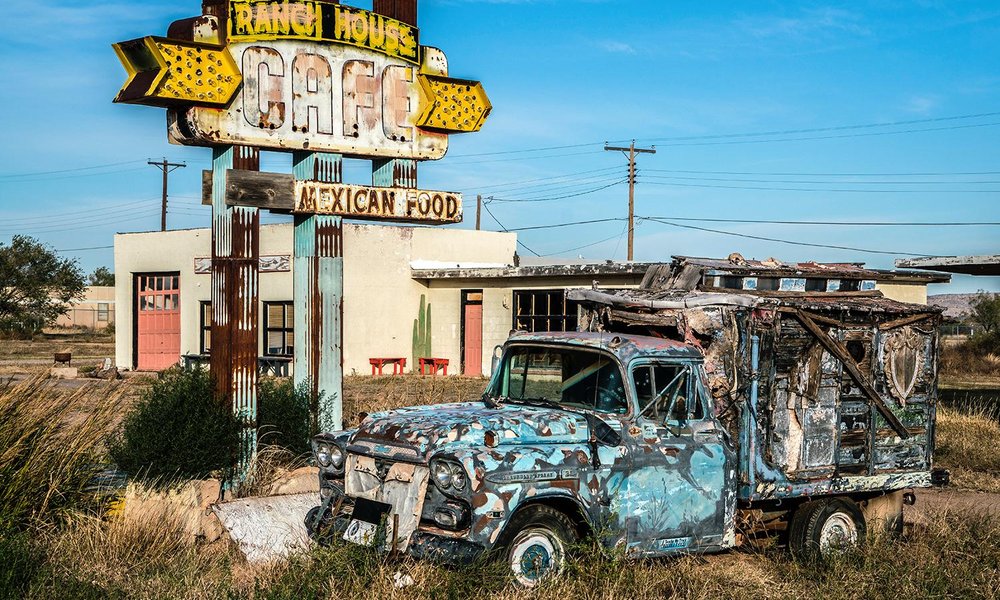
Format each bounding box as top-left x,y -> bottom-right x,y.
936,405 -> 1000,493
0,376 -> 125,529
0,331 -> 114,361
342,374 -> 487,419
941,341 -> 1000,380
5,374 -> 1000,598
12,506 -> 1000,600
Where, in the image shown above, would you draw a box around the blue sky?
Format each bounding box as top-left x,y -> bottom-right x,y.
1,0 -> 998,293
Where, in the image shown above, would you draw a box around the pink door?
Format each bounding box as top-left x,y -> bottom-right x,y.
463,291 -> 483,376
136,274 -> 181,370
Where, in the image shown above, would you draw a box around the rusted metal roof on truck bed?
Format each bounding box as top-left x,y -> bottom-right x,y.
643,255 -> 950,290
508,331 -> 702,361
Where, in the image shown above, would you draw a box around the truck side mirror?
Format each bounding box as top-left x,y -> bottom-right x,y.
490,345 -> 503,375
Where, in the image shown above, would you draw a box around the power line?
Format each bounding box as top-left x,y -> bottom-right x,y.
643,121 -> 1000,147
481,176 -> 626,201
546,228 -> 630,257
643,175 -> 1000,185
1,199 -> 159,225
644,168 -> 1000,177
642,181 -> 1000,193
0,166 -> 151,184
0,159 -> 146,178
481,202 -> 540,256
470,166 -> 623,191
643,216 -> 1000,227
55,245 -> 114,252
638,110 -> 1000,143
488,180 -> 627,203
641,217 -> 942,257
506,218 -> 628,232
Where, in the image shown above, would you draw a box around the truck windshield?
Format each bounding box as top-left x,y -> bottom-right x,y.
488,346 -> 628,415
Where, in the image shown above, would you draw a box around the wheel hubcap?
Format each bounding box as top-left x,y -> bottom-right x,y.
510,529 -> 563,587
819,512 -> 859,554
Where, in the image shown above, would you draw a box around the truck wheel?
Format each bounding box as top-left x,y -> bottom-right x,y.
788,498 -> 866,561
500,505 -> 578,587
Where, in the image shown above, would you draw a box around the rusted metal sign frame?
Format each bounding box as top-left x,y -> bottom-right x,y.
168,41 -> 453,158
199,168 -> 459,223
210,145 -> 261,478
293,151 -> 344,433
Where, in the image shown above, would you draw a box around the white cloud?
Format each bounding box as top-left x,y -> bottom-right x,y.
599,40 -> 636,55
735,6 -> 871,41
902,94 -> 941,115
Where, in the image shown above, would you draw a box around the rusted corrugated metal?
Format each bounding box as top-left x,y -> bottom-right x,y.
374,0 -> 418,27
211,145 -> 260,474
293,151 -> 344,433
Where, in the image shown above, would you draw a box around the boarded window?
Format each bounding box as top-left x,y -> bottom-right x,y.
264,302 -> 294,356
200,301 -> 212,353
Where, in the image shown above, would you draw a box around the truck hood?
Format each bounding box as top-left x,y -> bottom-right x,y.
351,401 -> 589,456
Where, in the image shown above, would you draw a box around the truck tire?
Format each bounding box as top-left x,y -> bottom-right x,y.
498,504 -> 578,587
788,498 -> 866,561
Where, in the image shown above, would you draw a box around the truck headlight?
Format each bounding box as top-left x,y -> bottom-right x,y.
315,442 -> 345,470
432,460 -> 453,488
329,445 -> 345,469
316,443 -> 332,468
431,458 -> 468,492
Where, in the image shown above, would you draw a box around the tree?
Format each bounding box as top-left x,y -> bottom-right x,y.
0,236 -> 85,337
969,292 -> 1000,335
87,266 -> 115,286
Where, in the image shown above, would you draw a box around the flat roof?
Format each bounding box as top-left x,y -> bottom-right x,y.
895,255 -> 1000,276
672,255 -> 950,283
411,262 -> 655,280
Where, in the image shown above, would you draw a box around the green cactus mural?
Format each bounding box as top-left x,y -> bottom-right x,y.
412,295 -> 432,367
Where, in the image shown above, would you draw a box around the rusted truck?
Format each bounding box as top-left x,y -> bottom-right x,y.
306,259 -> 942,586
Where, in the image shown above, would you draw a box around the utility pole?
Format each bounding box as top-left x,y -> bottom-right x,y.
148,159 -> 186,231
604,140 -> 655,261
476,194 -> 482,230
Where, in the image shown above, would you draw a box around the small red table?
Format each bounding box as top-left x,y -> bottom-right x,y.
418,357 -> 449,376
369,357 -> 407,375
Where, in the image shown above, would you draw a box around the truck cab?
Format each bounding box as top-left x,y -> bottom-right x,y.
307,331 -> 738,585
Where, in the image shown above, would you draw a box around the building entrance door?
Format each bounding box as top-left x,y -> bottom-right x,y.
462,290 -> 483,376
135,273 -> 181,371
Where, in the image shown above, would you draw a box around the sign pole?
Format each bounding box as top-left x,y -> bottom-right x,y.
211,145 -> 261,481
293,152 -> 344,432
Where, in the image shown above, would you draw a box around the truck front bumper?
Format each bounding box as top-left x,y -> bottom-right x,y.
305,493 -> 487,566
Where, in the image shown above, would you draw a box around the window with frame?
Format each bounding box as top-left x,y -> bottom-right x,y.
97,303 -> 110,322
512,289 -> 580,332
264,302 -> 294,356
199,301 -> 212,354
632,363 -> 704,423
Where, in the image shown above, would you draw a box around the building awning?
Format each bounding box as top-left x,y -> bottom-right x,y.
895,255 -> 1000,276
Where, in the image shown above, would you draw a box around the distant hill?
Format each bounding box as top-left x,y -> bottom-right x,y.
928,294 -> 978,320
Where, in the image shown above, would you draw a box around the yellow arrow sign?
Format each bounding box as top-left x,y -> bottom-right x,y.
416,75 -> 492,134
113,36 -> 241,107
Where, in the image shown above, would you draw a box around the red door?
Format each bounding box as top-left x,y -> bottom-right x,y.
462,291 -> 483,376
136,274 -> 181,370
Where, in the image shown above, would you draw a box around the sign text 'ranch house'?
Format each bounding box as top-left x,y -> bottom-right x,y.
229,1 -> 420,64
295,182 -> 462,224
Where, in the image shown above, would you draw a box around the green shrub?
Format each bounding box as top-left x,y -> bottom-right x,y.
256,378 -> 315,456
109,368 -> 241,483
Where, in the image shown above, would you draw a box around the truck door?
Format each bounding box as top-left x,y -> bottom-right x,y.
622,361 -> 736,555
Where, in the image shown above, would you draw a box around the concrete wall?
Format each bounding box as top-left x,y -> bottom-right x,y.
875,281 -> 929,305
55,286 -> 116,329
115,223 -> 519,375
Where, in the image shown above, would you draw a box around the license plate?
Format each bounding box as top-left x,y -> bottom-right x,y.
342,497 -> 391,547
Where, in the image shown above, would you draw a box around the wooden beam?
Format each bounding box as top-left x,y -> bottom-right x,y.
201,169 -> 294,210
793,309 -> 910,439
777,307 -> 848,329
878,312 -> 936,331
